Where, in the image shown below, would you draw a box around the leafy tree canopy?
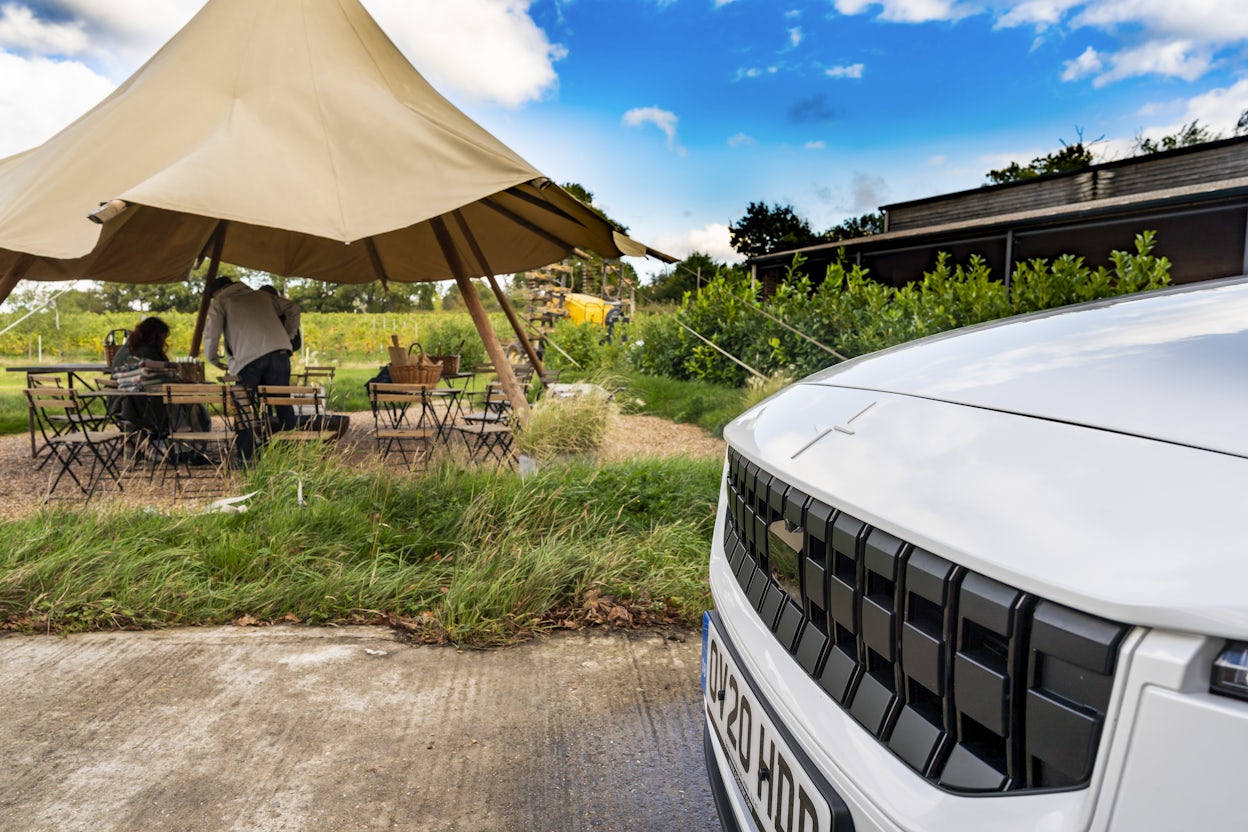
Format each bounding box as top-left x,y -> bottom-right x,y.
642,252 -> 723,304
729,201 -> 820,258
824,211 -> 884,242
285,279 -> 436,313
1133,118 -> 1236,155
561,181 -> 628,234
986,141 -> 1095,185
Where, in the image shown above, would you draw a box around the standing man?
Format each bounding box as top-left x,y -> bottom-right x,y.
258,284 -> 303,352
203,277 -> 297,454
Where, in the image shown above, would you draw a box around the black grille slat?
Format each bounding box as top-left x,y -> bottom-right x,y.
719,449 -> 1127,795
890,548 -> 959,776
849,529 -> 906,736
1024,602 -> 1128,789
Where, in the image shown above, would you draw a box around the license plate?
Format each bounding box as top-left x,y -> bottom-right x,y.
704,615 -> 836,832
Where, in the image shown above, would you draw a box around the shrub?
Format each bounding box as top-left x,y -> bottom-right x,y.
634,231 -> 1173,388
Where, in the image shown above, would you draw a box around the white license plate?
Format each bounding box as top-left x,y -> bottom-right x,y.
704,615 -> 835,832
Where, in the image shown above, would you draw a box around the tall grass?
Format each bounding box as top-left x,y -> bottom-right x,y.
0,445 -> 721,644
612,372 -> 745,437
514,386 -> 613,461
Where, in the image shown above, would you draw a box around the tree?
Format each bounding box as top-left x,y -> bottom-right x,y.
286,279 -> 429,313
644,252 -> 721,304
1134,120 -> 1222,155
441,280 -> 499,312
823,211 -> 883,242
561,181 -> 628,234
986,141 -> 1095,185
728,201 -> 820,258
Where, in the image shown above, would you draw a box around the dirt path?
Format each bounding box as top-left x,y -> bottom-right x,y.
0,412 -> 725,519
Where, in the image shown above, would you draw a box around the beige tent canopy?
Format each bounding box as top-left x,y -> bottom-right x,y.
0,0 -> 672,414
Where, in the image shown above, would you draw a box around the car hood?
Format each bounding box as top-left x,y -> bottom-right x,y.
727,384 -> 1248,639
802,277 -> 1248,459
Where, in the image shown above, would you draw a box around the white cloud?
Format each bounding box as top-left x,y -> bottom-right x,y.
1090,39 -> 1213,86
805,140 -> 827,150
623,106 -> 688,156
839,0 -> 1248,86
996,0 -> 1084,30
733,65 -> 780,81
834,0 -> 974,24
1134,78 -> 1248,142
0,4 -> 90,56
727,132 -> 757,147
650,223 -> 743,265
826,63 -> 865,79
366,0 -> 565,107
929,154 -> 948,165
1071,0 -> 1248,43
1060,45 -> 1102,81
0,51 -> 114,156
788,26 -> 803,48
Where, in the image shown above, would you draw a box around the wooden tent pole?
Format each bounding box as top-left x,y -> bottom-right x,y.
430,216 -> 529,421
189,221 -> 228,358
450,211 -> 547,384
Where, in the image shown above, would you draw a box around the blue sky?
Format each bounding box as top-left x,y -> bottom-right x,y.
1,0 -> 1247,279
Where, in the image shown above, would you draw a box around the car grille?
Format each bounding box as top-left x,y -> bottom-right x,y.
722,448 -> 1130,794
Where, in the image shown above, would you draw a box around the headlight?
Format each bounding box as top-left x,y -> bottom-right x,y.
1211,641 -> 1248,701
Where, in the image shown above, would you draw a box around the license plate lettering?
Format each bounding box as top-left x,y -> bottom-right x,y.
704,627 -> 834,832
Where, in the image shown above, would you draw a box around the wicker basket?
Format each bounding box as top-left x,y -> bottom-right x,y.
429,354 -> 459,375
390,344 -> 442,386
429,339 -> 464,376
103,328 -> 129,364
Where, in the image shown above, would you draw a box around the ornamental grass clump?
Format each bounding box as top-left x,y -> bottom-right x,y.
514,387 -> 613,461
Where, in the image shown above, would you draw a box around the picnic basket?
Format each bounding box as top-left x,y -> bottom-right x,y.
428,339 -> 465,376
390,343 -> 442,386
103,329 -> 129,364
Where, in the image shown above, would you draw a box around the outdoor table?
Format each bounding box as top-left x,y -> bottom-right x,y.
422,387 -> 465,442
439,371 -> 475,388
8,363 -> 110,457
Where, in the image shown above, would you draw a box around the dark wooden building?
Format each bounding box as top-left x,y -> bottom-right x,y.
750,135 -> 1248,293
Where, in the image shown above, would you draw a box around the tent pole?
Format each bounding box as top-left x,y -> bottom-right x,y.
189,221 -> 228,358
365,238 -> 391,290
451,211 -> 547,384
431,216 -> 529,420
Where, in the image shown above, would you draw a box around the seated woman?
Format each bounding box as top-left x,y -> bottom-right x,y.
109,317 -> 180,435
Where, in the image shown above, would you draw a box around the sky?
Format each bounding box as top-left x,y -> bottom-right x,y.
1,0 -> 1247,281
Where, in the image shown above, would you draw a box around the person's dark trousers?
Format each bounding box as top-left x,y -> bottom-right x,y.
235,349 -> 294,459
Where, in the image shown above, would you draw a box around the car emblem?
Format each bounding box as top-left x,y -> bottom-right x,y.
790,400 -> 876,459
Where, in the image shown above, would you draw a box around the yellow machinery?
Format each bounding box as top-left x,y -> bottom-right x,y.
562,292 -> 626,328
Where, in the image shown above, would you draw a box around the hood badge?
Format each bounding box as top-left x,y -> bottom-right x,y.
791,401 -> 877,459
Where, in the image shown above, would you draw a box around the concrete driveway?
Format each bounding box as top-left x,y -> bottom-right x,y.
0,626 -> 719,832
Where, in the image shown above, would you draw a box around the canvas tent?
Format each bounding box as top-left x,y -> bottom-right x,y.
0,0 -> 672,414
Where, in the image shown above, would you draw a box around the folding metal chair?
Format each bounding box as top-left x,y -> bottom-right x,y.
297,366 -> 336,409
157,384 -> 238,493
256,385 -> 339,446
367,382 -> 436,469
450,383 -> 514,467
24,387 -> 126,502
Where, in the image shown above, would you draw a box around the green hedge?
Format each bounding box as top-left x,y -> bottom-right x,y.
632,231 -> 1172,386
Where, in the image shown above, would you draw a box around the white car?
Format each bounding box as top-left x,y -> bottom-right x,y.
701,276 -> 1248,832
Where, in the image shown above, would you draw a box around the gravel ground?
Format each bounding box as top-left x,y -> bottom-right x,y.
0,412 -> 726,519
